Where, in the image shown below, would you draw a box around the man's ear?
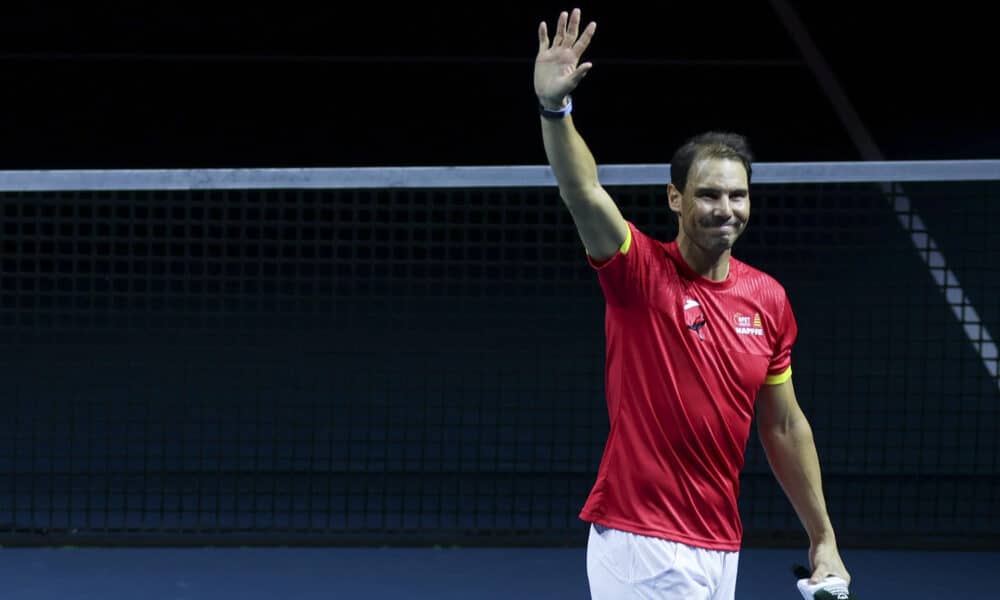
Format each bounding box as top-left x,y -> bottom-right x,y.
667,183 -> 683,214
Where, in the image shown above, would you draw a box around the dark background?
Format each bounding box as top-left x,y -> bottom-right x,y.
0,2 -> 997,550
1,2 -> 997,169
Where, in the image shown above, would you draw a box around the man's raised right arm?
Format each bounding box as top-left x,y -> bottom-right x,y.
536,9 -> 628,262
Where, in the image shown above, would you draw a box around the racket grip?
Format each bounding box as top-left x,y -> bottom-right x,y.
796,575 -> 855,599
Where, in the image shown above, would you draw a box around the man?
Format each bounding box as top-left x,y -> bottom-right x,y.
534,8 -> 851,599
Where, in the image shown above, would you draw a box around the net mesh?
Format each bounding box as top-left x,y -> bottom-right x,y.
0,178 -> 997,547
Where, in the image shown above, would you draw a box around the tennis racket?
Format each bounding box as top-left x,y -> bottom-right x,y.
792,564 -> 856,599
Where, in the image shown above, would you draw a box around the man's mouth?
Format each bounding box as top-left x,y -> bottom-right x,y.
705,222 -> 739,230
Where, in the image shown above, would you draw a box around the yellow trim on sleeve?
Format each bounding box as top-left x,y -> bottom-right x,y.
764,366 -> 792,385
619,227 -> 632,255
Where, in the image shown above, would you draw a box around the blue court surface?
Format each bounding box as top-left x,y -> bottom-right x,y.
3,546 -> 995,598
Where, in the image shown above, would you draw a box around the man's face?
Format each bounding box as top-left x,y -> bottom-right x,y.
669,157 -> 749,254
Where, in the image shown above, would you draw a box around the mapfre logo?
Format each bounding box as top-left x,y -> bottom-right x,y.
733,312 -> 764,336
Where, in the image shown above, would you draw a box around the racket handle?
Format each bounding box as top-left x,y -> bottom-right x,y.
797,575 -> 855,599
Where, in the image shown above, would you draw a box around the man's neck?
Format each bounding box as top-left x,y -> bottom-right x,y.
676,236 -> 731,282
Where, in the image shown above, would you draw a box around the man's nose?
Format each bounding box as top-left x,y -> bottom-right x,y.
715,196 -> 734,218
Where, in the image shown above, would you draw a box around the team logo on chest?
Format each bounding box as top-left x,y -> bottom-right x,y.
733,312 -> 764,336
683,297 -> 707,340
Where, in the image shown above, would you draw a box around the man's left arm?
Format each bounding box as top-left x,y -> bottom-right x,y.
757,377 -> 851,584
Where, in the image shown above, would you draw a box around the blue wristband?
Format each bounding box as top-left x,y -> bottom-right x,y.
539,97 -> 573,119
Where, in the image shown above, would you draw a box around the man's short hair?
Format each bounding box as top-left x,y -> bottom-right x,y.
669,132 -> 754,193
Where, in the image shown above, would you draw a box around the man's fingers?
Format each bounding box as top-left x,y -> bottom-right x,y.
808,566 -> 825,584
543,9 -> 594,59
808,567 -> 843,585
538,21 -> 549,54
552,11 -> 568,47
573,21 -> 596,54
570,62 -> 593,86
566,8 -> 581,44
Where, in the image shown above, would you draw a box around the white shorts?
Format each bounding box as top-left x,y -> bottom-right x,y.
586,523 -> 739,600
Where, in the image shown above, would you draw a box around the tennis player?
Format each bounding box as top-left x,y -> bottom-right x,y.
534,8 -> 851,599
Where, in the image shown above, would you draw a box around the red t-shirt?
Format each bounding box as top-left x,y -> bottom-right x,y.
579,222 -> 797,551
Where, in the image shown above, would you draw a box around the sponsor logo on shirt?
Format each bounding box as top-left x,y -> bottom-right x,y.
733,312 -> 764,336
687,315 -> 707,340
683,298 -> 706,340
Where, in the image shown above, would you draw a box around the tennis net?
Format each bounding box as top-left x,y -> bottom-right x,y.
0,161 -> 997,548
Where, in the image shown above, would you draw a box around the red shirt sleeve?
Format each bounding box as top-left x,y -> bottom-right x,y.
589,221 -> 655,308
767,293 -> 798,377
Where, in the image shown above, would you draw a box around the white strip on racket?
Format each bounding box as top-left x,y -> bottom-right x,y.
797,575 -> 853,599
